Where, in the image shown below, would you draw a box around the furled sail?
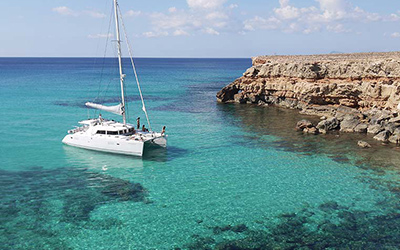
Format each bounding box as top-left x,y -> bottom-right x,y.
85,102 -> 123,115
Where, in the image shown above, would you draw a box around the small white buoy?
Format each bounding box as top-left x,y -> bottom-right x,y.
102,165 -> 108,171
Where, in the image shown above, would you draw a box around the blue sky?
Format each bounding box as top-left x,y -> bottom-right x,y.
0,0 -> 399,57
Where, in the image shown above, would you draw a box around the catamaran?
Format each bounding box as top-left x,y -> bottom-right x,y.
62,0 -> 166,156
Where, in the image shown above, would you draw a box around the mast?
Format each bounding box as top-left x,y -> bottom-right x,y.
114,0 -> 126,124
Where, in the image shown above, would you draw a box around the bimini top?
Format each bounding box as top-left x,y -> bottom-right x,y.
78,119 -> 99,125
79,119 -> 134,130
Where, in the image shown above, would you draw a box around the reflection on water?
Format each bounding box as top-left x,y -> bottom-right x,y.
63,145 -> 145,171
63,142 -> 181,167
218,104 -> 400,172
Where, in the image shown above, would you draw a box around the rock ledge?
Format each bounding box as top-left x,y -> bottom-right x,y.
217,52 -> 400,144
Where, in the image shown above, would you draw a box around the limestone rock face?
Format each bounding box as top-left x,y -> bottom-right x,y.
217,52 -> 400,144
316,117 -> 340,133
389,133 -> 400,144
340,117 -> 360,133
218,52 -> 400,111
373,130 -> 391,142
354,123 -> 368,133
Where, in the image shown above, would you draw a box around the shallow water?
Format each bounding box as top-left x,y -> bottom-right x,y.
1,58 -> 400,249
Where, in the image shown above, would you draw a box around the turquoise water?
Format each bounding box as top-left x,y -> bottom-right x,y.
1,58 -> 400,249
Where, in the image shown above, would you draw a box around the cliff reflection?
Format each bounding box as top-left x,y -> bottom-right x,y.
217,103 -> 400,172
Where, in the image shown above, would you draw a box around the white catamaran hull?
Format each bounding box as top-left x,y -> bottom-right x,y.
62,133 -> 144,156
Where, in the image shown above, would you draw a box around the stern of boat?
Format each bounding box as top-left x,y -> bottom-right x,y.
152,136 -> 167,147
144,135 -> 167,148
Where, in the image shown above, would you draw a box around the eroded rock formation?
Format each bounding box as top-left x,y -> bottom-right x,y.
217,52 -> 400,144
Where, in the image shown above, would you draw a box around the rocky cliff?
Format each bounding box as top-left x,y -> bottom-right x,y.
217,52 -> 400,144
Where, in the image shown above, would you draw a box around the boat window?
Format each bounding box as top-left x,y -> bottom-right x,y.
97,130 -> 106,134
107,131 -> 118,135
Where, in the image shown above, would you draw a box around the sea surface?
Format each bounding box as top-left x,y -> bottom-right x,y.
1,58 -> 400,249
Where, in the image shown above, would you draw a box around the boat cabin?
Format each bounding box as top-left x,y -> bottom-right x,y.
92,120 -> 136,136
95,127 -> 135,135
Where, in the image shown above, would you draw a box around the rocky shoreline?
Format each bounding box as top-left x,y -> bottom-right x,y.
217,52 -> 400,145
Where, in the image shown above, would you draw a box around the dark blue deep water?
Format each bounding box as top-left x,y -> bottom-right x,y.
1,58 -> 400,249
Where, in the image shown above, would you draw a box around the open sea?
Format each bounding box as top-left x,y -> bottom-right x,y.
1,57 -> 400,249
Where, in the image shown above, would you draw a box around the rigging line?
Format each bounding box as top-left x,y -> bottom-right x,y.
95,2 -> 114,106
91,0 -> 110,79
98,78 -> 115,104
117,5 -> 152,131
97,42 -> 118,110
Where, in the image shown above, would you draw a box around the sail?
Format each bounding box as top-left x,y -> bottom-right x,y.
85,102 -> 123,115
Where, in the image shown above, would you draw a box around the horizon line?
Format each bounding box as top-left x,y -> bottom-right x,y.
2,50 -> 399,59
0,56 -> 251,59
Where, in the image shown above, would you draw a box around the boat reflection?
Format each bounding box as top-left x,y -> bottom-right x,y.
63,146 -> 145,172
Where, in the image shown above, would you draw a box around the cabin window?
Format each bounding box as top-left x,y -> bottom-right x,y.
107,131 -> 118,135
97,130 -> 106,134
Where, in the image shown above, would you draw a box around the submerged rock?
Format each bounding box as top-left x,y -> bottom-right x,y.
358,140 -> 371,148
304,127 -> 319,135
212,224 -> 248,235
99,175 -> 148,202
295,119 -> 314,131
1,168 -> 149,224
231,224 -> 248,233
182,200 -> 400,250
0,167 -> 150,249
295,119 -> 319,134
185,236 -> 216,250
